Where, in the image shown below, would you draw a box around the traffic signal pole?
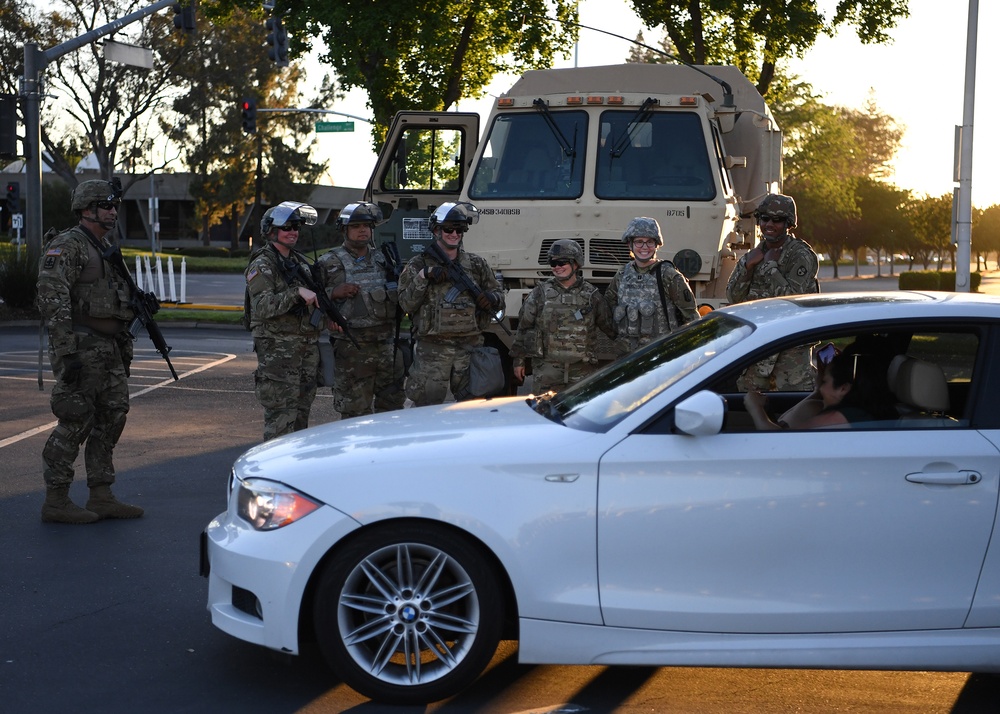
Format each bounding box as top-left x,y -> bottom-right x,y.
20,0 -> 180,257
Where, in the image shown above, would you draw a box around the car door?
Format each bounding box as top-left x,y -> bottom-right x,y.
597,426 -> 999,633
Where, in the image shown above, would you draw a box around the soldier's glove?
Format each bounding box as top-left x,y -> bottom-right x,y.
476,291 -> 499,312
64,355 -> 84,386
425,266 -> 448,283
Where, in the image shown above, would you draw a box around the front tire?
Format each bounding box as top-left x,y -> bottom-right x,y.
313,522 -> 503,704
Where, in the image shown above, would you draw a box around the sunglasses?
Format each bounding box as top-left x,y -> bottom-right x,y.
440,226 -> 467,235
278,222 -> 302,231
549,259 -> 572,268
95,201 -> 120,210
757,214 -> 786,224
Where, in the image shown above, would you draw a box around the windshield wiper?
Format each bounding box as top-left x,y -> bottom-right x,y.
532,99 -> 576,158
609,97 -> 659,159
529,392 -> 564,424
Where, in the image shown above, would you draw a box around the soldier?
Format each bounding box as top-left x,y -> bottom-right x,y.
316,202 -> 404,418
511,239 -> 616,393
726,193 -> 820,390
36,179 -> 144,524
605,216 -> 699,354
245,201 -> 324,440
398,201 -> 503,405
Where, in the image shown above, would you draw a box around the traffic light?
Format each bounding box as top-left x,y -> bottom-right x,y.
241,98 -> 257,134
0,95 -> 16,158
172,2 -> 196,32
5,181 -> 20,214
266,16 -> 289,66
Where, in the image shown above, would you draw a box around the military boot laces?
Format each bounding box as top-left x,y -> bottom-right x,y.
86,486 -> 144,520
41,487 -> 100,525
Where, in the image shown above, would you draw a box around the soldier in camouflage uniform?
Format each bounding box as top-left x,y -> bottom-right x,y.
246,201 -> 324,440
36,179 -> 144,524
726,193 -> 819,390
606,216 -> 699,354
511,239 -> 616,393
398,202 -> 503,405
316,202 -> 404,418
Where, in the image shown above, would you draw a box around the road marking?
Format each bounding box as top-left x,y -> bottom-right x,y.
0,352 -> 237,450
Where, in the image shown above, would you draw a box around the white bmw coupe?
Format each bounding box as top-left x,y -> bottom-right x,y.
202,292 -> 1000,704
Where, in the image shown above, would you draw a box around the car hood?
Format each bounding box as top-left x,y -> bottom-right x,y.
233,396 -> 581,489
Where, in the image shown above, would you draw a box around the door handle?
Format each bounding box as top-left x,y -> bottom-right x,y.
905,471 -> 982,485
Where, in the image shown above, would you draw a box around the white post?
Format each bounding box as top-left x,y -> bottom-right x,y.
143,256 -> 155,294
180,257 -> 187,304
135,255 -> 144,291
167,256 -> 177,303
155,255 -> 166,298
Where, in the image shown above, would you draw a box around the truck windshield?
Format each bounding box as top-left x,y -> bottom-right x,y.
596,111 -> 716,201
469,112 -> 587,199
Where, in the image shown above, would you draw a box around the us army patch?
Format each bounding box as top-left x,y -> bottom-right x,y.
247,267 -> 259,282
43,247 -> 63,269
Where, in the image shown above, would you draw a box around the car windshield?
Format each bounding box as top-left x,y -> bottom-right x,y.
534,314 -> 753,432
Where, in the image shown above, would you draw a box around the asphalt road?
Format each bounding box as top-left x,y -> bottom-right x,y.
3,324 -> 1000,712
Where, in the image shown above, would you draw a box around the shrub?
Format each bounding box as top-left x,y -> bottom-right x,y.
898,271 -> 981,292
0,245 -> 38,309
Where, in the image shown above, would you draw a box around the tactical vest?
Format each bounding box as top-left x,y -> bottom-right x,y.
414,255 -> 480,338
247,246 -> 320,336
538,280 -> 600,364
68,230 -> 133,326
330,246 -> 397,330
612,262 -> 668,345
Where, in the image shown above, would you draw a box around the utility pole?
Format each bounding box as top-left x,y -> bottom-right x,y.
954,0 -> 978,292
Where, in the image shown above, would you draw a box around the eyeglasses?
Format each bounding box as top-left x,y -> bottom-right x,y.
549,259 -> 572,268
278,223 -> 301,231
95,201 -> 120,210
757,214 -> 786,224
631,239 -> 657,248
440,226 -> 467,235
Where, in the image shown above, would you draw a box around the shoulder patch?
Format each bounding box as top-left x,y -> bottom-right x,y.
247,267 -> 259,282
46,247 -> 63,256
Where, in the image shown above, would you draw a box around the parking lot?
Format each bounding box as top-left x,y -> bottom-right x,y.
2,318 -> 1000,712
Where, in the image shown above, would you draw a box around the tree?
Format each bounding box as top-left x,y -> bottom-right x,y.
625,30 -> 677,63
246,0 -> 579,142
972,204 -> 1000,270
855,177 -> 911,276
628,0 -> 910,96
907,193 -> 952,269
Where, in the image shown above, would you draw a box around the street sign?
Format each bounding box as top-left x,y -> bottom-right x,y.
315,121 -> 355,133
11,213 -> 23,229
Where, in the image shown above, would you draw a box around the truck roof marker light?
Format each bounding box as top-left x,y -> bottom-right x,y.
566,96 -> 583,105
607,96 -> 624,105
679,96 -> 699,106
586,96 -> 604,104
497,97 -> 515,108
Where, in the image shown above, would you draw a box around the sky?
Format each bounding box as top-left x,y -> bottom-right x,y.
310,0 -> 998,208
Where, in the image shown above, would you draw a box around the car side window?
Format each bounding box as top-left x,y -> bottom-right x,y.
709,329 -> 978,433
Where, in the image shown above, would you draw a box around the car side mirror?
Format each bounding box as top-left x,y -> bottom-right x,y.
673,390 -> 726,436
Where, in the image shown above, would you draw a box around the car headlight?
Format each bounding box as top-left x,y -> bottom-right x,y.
236,478 -> 321,531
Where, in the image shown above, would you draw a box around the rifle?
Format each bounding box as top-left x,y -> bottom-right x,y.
424,241 -> 511,336
102,245 -> 179,381
380,241 -> 413,376
286,255 -> 361,350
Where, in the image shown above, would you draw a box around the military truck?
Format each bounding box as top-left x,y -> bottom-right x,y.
364,62 -> 782,354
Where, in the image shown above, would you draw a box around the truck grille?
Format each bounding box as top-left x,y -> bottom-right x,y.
535,237 -> 631,267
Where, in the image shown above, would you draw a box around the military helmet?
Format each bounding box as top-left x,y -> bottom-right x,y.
336,201 -> 383,230
621,216 -> 663,246
71,179 -> 122,211
260,201 -> 319,236
754,193 -> 797,228
547,239 -> 584,266
428,201 -> 480,232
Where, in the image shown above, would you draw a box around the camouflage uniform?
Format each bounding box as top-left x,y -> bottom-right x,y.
317,245 -> 404,418
606,259 -> 699,353
510,277 -> 615,393
37,225 -> 134,494
726,235 -> 819,391
398,247 -> 500,405
246,244 -> 322,440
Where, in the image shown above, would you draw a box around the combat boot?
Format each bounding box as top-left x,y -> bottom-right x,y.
41,487 -> 100,524
86,485 -> 144,520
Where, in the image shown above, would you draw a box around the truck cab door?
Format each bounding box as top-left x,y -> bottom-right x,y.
365,112 -> 480,263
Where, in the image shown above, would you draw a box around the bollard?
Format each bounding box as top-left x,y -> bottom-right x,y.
180,257 -> 187,304
167,257 -> 178,303
135,255 -> 144,291
155,255 -> 166,298
143,256 -> 155,293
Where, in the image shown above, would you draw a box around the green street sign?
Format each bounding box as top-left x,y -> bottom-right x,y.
315,121 -> 355,133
